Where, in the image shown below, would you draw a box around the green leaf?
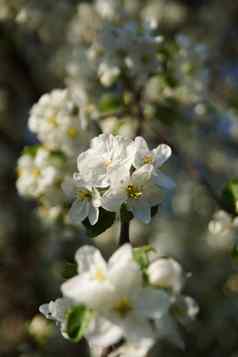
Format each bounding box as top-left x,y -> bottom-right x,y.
83,208 -> 116,238
221,179 -> 238,215
66,305 -> 93,342
133,245 -> 155,272
99,94 -> 122,113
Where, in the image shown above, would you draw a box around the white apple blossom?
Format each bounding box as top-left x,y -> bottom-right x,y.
133,136 -> 175,189
147,258 -> 184,293
61,244 -> 170,347
102,164 -> 162,223
62,176 -> 101,225
76,133 -> 135,188
40,243 -> 198,355
16,146 -> 66,203
95,22 -> 161,85
29,89 -> 91,156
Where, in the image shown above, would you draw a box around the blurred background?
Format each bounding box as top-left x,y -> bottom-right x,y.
1,0 -> 238,356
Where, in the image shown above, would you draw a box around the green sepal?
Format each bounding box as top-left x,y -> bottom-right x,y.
133,245 -> 154,271
23,144 -> 41,157
66,305 -> 93,342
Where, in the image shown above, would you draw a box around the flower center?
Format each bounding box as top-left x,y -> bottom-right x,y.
67,127 -> 78,139
47,115 -> 58,127
95,270 -> 106,282
104,159 -> 112,168
127,184 -> 142,199
31,168 -> 41,177
144,155 -> 153,164
77,190 -> 92,201
113,298 -> 132,318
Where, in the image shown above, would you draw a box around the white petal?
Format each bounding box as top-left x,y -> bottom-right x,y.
77,149 -> 108,188
129,201 -> 151,224
131,164 -> 153,187
88,206 -> 99,225
152,169 -> 175,190
136,288 -> 170,319
108,244 -> 143,295
133,136 -> 151,168
86,316 -> 123,349
143,181 -> 162,207
102,188 -> 126,212
61,176 -> 75,200
153,144 -> 172,168
39,298 -> 72,322
115,313 -> 155,345
61,274 -> 115,310
75,245 -> 107,274
91,187 -> 102,207
68,199 -> 90,224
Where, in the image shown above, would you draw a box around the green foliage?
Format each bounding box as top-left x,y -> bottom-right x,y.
23,144 -> 41,157
83,207 -> 116,238
222,179 -> 238,215
66,305 -> 93,342
99,94 -> 123,113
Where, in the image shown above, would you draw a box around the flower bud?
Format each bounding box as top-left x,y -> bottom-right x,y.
147,258 -> 183,293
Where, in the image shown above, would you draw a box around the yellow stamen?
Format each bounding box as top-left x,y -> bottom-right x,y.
95,270 -> 106,282
31,168 -> 41,177
67,127 -> 78,139
113,298 -> 132,318
47,115 -> 58,127
104,159 -> 112,168
144,155 -> 153,164
127,184 -> 142,200
77,190 -> 91,201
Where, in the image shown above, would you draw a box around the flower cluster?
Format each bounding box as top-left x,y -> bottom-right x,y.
29,89 -> 91,157
64,0 -> 208,136
40,244 -> 198,356
16,146 -> 66,205
16,89 -> 96,217
63,133 -> 174,226
207,210 -> 238,251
